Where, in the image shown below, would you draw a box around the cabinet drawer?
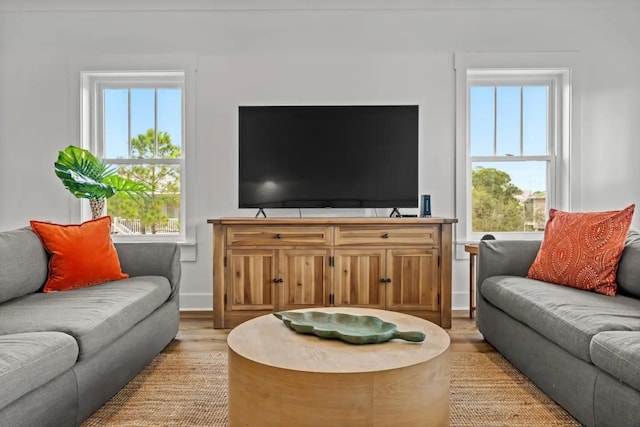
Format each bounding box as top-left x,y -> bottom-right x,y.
226,226 -> 331,246
335,226 -> 439,246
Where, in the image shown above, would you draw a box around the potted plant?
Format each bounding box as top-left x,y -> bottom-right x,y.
54,145 -> 149,219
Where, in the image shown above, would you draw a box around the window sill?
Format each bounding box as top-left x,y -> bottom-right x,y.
112,236 -> 196,262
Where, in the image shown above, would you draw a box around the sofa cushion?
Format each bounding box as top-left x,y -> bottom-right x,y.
0,276 -> 171,359
30,217 -> 128,292
0,332 -> 78,410
590,331 -> 640,392
0,228 -> 48,304
617,229 -> 640,298
481,276 -> 640,362
527,205 -> 635,296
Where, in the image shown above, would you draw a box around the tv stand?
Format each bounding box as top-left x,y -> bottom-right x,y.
208,217 -> 457,329
389,208 -> 402,218
255,208 -> 267,218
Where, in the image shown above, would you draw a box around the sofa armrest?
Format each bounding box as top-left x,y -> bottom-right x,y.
114,242 -> 181,301
476,240 -> 541,293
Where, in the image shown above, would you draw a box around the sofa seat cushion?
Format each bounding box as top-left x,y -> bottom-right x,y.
591,331 -> 640,392
481,276 -> 640,362
0,276 -> 171,359
0,332 -> 78,409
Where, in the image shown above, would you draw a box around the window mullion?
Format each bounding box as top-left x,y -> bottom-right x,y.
520,86 -> 524,156
154,88 -> 158,158
493,86 -> 497,155
471,155 -> 551,162
548,81 -> 555,156
548,81 -> 556,208
127,89 -> 132,158
105,158 -> 181,165
95,85 -> 103,157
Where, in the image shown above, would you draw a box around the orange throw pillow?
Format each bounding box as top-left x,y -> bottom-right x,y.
527,204 -> 635,296
30,216 -> 128,292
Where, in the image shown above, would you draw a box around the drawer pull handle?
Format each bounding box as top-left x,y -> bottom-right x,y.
380,278 -> 391,283
273,278 -> 284,283
275,233 -> 281,239
382,233 -> 390,239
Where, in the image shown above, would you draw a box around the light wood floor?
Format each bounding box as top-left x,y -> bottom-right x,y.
166,311 -> 495,355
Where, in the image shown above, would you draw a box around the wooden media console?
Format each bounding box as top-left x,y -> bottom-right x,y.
208,217 -> 457,329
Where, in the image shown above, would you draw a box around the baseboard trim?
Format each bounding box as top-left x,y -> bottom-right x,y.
179,293 -> 213,311
179,310 -> 213,319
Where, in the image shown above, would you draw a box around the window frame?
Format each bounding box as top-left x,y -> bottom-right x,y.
467,72 -> 559,240
454,52 -> 579,253
81,71 -> 186,242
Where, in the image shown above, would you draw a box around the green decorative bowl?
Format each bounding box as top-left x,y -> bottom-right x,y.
273,311 -> 426,345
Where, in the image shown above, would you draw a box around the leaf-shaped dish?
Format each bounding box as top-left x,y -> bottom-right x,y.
273,311 -> 426,345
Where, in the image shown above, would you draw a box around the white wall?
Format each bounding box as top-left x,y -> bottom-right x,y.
1,0 -> 639,310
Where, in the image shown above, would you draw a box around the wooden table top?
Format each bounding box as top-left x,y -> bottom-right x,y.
227,307 -> 450,374
464,243 -> 479,254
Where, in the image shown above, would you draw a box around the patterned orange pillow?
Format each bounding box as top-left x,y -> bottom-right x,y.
527,204 -> 635,296
30,216 -> 128,292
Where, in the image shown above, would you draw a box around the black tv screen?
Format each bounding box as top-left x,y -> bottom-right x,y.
238,105 -> 419,209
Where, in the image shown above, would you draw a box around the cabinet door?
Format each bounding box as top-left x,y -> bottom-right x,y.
386,249 -> 439,311
333,249 -> 385,309
227,249 -> 276,311
278,249 -> 329,311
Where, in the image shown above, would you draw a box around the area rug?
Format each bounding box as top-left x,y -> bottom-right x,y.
82,351 -> 579,426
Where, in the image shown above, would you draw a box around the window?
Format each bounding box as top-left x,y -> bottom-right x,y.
469,75 -> 556,236
82,72 -> 185,240
455,60 -> 574,243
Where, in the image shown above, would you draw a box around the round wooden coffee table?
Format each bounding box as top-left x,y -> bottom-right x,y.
227,307 -> 450,427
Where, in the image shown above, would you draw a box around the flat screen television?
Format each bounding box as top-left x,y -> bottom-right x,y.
238,105 -> 419,209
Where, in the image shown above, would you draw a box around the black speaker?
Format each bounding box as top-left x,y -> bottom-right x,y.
420,195 -> 431,217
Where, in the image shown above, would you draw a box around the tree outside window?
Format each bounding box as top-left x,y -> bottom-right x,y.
107,129 -> 181,235
472,167 -> 546,232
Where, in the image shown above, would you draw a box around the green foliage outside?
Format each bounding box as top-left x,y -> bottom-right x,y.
523,190 -> 547,231
107,129 -> 181,235
472,167 -> 546,232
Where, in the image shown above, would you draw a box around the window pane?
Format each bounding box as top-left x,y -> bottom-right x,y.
496,86 -> 521,156
469,86 -> 494,156
471,161 -> 547,232
106,164 -> 181,235
130,89 -> 156,159
523,86 -> 548,155
103,89 -> 129,158
157,88 -> 182,159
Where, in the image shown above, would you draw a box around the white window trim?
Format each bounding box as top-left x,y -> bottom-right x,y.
454,52 -> 582,258
81,71 -> 188,243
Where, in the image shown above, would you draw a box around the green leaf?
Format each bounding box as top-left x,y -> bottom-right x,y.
103,175 -> 150,200
54,145 -> 147,201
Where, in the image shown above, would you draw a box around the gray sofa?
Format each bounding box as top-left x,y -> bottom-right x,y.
477,229 -> 640,427
0,227 -> 181,427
